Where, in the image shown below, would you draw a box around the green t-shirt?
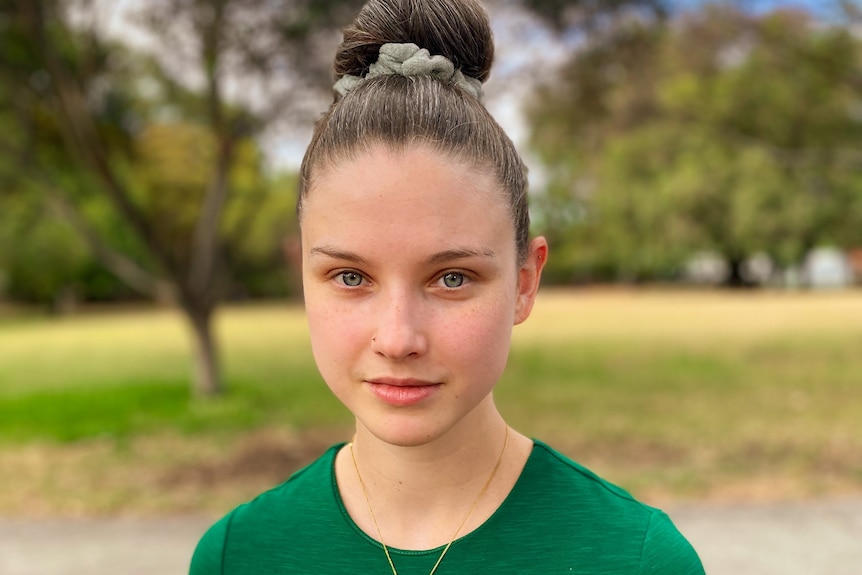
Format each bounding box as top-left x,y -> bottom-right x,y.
190,440 -> 704,574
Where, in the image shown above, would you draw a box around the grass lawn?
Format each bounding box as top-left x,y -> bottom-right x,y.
1,288 -> 861,516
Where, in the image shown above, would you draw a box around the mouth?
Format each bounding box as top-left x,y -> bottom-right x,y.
365,378 -> 442,407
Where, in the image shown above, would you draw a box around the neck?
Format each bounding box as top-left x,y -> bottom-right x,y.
353,397 -> 505,489
337,403 -> 533,550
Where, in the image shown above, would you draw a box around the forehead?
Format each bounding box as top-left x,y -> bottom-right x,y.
307,143 -> 500,202
301,144 -> 513,248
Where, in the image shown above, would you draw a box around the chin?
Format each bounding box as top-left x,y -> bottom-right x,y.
361,415 -> 449,448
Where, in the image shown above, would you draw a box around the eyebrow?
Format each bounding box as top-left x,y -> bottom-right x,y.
308,246 -> 370,265
426,248 -> 496,265
308,245 -> 495,266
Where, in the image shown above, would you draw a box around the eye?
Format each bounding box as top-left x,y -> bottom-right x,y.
441,272 -> 465,288
337,271 -> 365,287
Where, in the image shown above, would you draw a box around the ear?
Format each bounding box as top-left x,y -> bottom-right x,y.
514,237 -> 548,325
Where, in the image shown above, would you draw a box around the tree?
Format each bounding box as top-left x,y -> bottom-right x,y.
527,4 -> 862,285
517,0 -> 667,32
0,0 -> 363,396
526,18 -> 671,282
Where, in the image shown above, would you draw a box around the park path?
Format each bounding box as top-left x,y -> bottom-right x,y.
1,498 -> 861,575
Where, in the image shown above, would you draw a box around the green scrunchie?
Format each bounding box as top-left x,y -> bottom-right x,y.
334,42 -> 483,100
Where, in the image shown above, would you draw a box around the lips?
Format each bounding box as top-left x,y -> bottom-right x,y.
365,378 -> 442,407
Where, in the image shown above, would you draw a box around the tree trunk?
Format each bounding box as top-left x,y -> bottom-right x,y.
726,257 -> 752,288
186,306 -> 222,397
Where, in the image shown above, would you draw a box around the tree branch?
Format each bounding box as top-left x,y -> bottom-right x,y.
45,191 -> 173,301
187,0 -> 233,305
188,130 -> 236,304
0,133 -> 171,300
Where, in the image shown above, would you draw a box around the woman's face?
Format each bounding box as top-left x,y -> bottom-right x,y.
300,143 -> 545,447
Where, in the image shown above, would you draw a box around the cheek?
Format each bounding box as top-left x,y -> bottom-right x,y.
440,299 -> 514,373
305,299 -> 368,374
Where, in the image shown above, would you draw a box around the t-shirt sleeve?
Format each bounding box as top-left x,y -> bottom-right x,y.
189,512 -> 232,575
640,510 -> 705,575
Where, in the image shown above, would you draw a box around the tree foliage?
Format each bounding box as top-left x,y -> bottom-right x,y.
528,4 -> 862,285
519,0 -> 667,32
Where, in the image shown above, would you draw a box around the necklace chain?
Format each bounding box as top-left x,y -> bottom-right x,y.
349,425 -> 510,575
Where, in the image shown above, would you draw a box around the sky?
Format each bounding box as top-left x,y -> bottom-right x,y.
671,0 -> 857,19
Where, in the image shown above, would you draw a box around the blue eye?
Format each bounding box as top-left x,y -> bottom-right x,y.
339,271 -> 364,287
442,272 -> 465,288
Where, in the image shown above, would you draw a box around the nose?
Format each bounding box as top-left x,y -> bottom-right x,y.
371,288 -> 428,360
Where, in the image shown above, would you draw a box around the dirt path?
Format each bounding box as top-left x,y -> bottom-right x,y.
2,498 -> 861,574
674,497 -> 862,574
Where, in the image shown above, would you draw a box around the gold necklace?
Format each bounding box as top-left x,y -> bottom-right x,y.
349,425 -> 510,575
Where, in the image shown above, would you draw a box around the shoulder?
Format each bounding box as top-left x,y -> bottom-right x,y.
640,508 -> 706,574
188,444 -> 343,574
526,440 -> 648,510
229,443 -> 340,524
523,440 -> 658,533
516,441 -> 705,573
189,511 -> 231,575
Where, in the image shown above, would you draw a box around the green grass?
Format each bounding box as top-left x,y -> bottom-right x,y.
1,289 -> 862,513
0,306 -> 348,442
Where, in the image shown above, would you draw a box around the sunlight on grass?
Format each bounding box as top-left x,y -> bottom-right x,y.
0,309 -> 190,393
515,288 -> 862,343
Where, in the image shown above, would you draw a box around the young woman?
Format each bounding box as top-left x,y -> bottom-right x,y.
191,0 -> 705,573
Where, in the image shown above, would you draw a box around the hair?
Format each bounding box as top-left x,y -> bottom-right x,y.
298,0 -> 530,263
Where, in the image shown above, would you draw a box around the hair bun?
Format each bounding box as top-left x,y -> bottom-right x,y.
335,0 -> 494,84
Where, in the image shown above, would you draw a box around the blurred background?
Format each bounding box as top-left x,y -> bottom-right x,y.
1,0 -> 861,571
